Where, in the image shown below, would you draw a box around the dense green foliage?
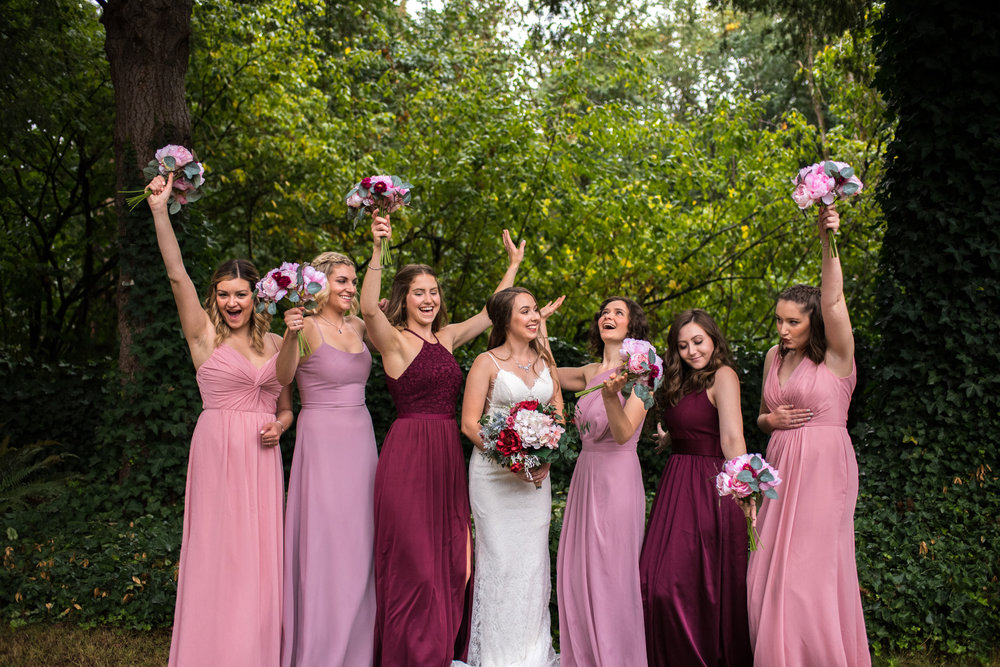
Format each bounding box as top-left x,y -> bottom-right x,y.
852,0 -> 1000,657
3,0 -> 996,659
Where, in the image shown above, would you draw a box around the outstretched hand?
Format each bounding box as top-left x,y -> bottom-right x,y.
540,295 -> 565,321
502,229 -> 526,266
601,371 -> 627,398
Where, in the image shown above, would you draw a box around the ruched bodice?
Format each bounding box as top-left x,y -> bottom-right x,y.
661,389 -> 723,457
296,344 -> 371,409
386,332 -> 462,415
576,369 -> 641,454
196,344 -> 282,413
762,354 -> 854,428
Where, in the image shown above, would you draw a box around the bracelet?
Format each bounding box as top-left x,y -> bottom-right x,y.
275,421 -> 285,433
368,264 -> 383,271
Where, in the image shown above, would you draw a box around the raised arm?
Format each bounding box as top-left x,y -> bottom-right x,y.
440,229 -> 525,350
600,373 -> 649,445
818,206 -> 854,376
147,173 -> 214,364
460,354 -> 496,450
274,306 -> 306,386
360,215 -> 403,358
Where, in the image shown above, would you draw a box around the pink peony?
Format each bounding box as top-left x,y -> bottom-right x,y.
154,144 -> 194,171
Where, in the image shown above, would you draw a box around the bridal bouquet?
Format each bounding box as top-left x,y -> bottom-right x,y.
480,400 -> 565,489
123,144 -> 206,214
345,174 -> 412,266
254,262 -> 328,357
791,160 -> 863,258
574,338 -> 663,409
715,453 -> 782,551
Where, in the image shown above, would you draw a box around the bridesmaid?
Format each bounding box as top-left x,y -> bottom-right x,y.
554,296 -> 650,667
639,308 -> 753,667
145,173 -> 293,666
361,215 -> 524,667
747,206 -> 870,666
277,252 -> 377,666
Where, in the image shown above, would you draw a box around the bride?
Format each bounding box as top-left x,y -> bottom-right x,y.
460,286 -> 562,667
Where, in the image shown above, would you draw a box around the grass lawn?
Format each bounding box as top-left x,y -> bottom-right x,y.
1,624 -> 998,666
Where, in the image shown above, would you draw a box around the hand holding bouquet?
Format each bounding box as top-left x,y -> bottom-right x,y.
255,262 -> 328,357
791,160 -> 863,258
480,400 -> 565,489
124,144 -> 206,214
345,175 -> 412,266
715,453 -> 782,551
575,338 -> 664,409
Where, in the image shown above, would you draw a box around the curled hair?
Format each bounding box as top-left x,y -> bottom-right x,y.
586,296 -> 650,358
485,287 -> 557,370
777,284 -> 826,364
655,308 -> 736,409
383,264 -> 449,332
308,251 -> 359,316
203,259 -> 271,352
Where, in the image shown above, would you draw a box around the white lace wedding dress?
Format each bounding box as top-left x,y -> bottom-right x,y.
465,357 -> 560,667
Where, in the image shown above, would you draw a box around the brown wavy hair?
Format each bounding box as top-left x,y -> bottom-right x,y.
586,296 -> 650,358
204,259 -> 271,352
308,251 -> 359,316
777,284 -> 826,364
383,264 -> 449,332
486,287 -> 557,371
655,308 -> 735,409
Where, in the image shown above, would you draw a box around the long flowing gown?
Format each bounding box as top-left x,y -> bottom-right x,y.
556,368 -> 647,667
282,327 -> 378,666
747,354 -> 870,667
638,389 -> 752,667
169,344 -> 284,667
466,355 -> 559,667
373,330 -> 472,667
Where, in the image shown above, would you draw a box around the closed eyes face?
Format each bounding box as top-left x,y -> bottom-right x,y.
775,300 -> 810,352
676,321 -> 715,370
326,265 -> 358,314
216,278 -> 255,330
406,274 -> 441,325
598,300 -> 630,341
507,293 -> 540,341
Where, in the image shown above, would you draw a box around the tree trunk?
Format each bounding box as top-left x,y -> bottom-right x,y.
101,0 -> 193,379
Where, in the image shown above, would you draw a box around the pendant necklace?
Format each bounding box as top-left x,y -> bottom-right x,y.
316,312 -> 345,334
515,359 -> 533,372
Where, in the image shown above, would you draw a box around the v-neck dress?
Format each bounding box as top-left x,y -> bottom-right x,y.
557,368 -> 647,666
746,352 -> 870,666
169,343 -> 284,667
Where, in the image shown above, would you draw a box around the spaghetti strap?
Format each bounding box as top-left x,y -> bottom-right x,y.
403,327 -> 437,345
485,352 -> 502,370
313,317 -> 327,346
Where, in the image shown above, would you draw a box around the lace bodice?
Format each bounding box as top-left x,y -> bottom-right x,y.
488,367 -> 555,409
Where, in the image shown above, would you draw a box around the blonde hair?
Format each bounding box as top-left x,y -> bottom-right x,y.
308,251 -> 359,316
204,259 -> 271,352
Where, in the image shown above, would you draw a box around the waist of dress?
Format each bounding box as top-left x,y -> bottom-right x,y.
300,401 -> 367,410
396,412 -> 455,421
201,406 -> 274,415
669,437 -> 723,457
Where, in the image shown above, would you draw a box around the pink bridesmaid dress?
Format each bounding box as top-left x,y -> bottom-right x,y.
556,368 -> 647,667
282,328 -> 377,666
169,344 -> 284,667
746,354 -> 870,666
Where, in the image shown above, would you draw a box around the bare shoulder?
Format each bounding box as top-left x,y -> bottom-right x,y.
714,364 -> 740,387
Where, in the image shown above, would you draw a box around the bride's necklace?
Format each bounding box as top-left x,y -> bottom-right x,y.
316,311 -> 345,334
499,347 -> 536,372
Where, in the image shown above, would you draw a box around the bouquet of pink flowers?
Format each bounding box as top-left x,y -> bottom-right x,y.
123,144 -> 206,214
479,399 -> 565,489
574,338 -> 663,409
791,160 -> 863,258
715,453 -> 782,551
254,262 -> 328,357
345,174 -> 412,266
